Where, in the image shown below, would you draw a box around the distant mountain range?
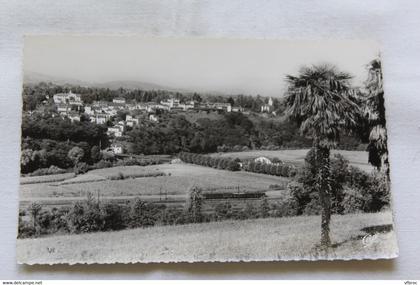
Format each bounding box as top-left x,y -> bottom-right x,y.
23,71 -> 189,93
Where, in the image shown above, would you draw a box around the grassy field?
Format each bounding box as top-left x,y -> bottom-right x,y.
20,173 -> 76,185
211,149 -> 373,172
17,211 -> 398,264
19,164 -> 289,207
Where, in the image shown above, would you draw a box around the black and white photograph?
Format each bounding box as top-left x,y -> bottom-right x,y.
17,36 -> 397,264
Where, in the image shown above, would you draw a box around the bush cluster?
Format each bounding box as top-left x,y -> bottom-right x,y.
243,160 -> 297,177
20,172 -> 76,185
108,171 -> 165,180
28,165 -> 67,176
88,157 -> 167,173
179,152 -> 241,171
19,188 -> 278,238
285,150 -> 391,216
217,144 -> 250,152
179,151 -> 297,178
114,157 -> 168,167
18,196 -> 178,238
18,204 -> 70,238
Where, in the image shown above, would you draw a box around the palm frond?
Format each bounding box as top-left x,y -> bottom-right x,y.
284,64 -> 360,146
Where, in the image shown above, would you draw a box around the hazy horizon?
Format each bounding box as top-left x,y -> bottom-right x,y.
24,36 -> 380,97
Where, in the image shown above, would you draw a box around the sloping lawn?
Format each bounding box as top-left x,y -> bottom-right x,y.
17,211 -> 397,264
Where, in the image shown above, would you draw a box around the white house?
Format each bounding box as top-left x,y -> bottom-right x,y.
67,112 -> 81,123
184,100 -> 197,110
206,102 -> 232,112
261,97 -> 274,113
149,114 -> 158,122
160,98 -> 180,108
107,126 -> 123,137
53,91 -> 82,106
254,156 -> 272,164
107,121 -> 125,137
91,114 -> 108,124
126,115 -> 140,127
84,106 -> 94,116
56,103 -> 70,114
53,93 -> 67,104
113,97 -> 126,104
111,143 -> 124,154
232,106 -> 244,112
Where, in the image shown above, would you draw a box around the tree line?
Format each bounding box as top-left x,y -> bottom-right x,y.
178,152 -> 241,171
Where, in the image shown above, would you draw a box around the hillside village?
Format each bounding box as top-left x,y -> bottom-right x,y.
34,90 -> 277,155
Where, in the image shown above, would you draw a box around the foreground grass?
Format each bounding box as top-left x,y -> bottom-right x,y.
17,211 -> 397,264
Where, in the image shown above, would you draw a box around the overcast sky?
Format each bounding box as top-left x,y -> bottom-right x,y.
24,36 -> 380,97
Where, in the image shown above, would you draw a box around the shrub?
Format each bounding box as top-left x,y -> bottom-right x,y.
116,172 -> 125,180
67,193 -> 104,233
270,194 -> 299,218
74,162 -> 89,174
102,151 -> 115,162
178,152 -> 244,172
108,171 -> 165,180
268,184 -> 283,190
158,207 -> 186,225
366,171 -> 390,212
90,145 -> 102,163
287,181 -> 310,215
28,202 -> 42,228
241,202 -> 258,219
301,199 -> 322,215
102,202 -> 128,231
232,145 -> 242,152
341,186 -> 365,214
130,199 -> 163,228
214,202 -> 233,221
91,159 -> 113,170
259,198 -> 270,218
185,186 -> 203,223
20,172 -> 76,184
217,159 -> 224,169
29,165 -> 67,176
49,207 -> 70,233
271,157 -> 282,164
227,158 -> 241,171
264,163 -> 271,174
289,149 -> 391,216
17,219 -> 36,239
217,144 -> 229,152
37,209 -> 53,235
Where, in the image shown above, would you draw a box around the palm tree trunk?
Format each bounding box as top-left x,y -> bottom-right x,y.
315,145 -> 332,247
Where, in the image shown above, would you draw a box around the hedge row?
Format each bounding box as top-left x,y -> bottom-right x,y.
243,160 -> 297,177
179,152 -> 297,178
178,152 -> 241,171
18,187 -> 272,239
20,172 -> 76,185
18,197 -> 181,238
108,171 -> 165,180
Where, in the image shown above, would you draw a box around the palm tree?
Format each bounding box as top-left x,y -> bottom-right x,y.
284,64 -> 360,247
364,58 -> 389,175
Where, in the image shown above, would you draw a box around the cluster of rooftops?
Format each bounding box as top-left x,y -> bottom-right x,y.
47,91 -> 275,154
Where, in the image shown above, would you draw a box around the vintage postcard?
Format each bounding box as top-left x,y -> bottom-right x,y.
17,36 -> 398,264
